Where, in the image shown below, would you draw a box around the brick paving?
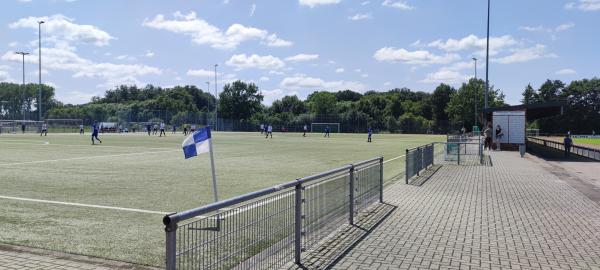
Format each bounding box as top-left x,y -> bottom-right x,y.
332,151 -> 600,270
0,243 -> 158,270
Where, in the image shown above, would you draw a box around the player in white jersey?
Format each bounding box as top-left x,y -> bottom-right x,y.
159,122 -> 166,137
40,123 -> 48,136
79,124 -> 84,135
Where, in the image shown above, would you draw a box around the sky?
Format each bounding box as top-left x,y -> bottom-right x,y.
0,0 -> 598,105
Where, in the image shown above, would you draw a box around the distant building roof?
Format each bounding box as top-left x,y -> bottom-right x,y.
483,101 -> 567,121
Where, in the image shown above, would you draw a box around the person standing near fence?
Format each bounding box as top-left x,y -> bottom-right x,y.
367,127 -> 373,142
324,126 -> 330,138
303,124 -> 308,137
79,124 -> 84,135
260,123 -> 264,134
172,124 -> 177,134
495,124 -> 504,151
265,124 -> 273,139
40,122 -> 48,136
159,122 -> 166,137
91,121 -> 102,145
483,123 -> 492,151
564,134 -> 573,158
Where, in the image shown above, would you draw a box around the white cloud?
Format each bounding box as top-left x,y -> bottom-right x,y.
519,22 -> 575,33
10,15 -> 114,47
555,69 -> 577,75
186,69 -> 216,77
361,1 -> 371,5
144,50 -> 155,58
8,42 -> 18,47
382,0 -> 414,10
361,74 -> 369,78
56,90 -> 99,105
565,0 -> 600,11
115,54 -> 136,61
348,13 -> 372,20
1,47 -> 161,87
249,4 -> 257,17
354,68 -> 362,73
280,75 -> 367,91
299,0 -> 341,8
373,47 -> 460,65
260,76 -> 270,81
226,54 -> 286,70
427,35 -> 518,56
262,34 -> 294,47
493,44 -> 557,64
421,69 -> 468,84
285,54 -> 319,62
142,11 -> 292,50
335,68 -> 344,73
0,65 -> 15,82
383,81 -> 392,86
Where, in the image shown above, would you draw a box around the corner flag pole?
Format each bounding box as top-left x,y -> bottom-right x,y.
207,136 -> 219,204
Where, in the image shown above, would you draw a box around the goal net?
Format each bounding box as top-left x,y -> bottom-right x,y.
526,129 -> 540,137
46,119 -> 83,133
311,123 -> 340,133
0,120 -> 44,134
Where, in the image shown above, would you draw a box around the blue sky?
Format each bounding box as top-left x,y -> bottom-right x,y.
0,0 -> 598,105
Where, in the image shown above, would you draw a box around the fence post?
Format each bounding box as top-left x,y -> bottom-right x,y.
405,149 -> 409,184
348,165 -> 355,225
294,183 -> 303,265
457,144 -> 461,165
165,222 -> 177,270
416,148 -> 420,177
379,157 -> 384,203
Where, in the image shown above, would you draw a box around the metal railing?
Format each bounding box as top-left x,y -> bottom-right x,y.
405,141 -> 484,183
163,157 -> 384,270
527,137 -> 600,161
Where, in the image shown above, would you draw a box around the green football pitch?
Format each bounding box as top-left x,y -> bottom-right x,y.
0,131 -> 443,266
574,138 -> 600,146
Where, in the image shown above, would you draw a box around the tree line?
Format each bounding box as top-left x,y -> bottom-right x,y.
1,77 -> 598,133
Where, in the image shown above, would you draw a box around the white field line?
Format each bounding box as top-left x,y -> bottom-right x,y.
0,140 -> 174,151
0,195 -> 168,215
383,154 -> 405,164
0,149 -> 179,167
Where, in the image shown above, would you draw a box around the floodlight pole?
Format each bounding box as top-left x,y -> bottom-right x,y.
473,57 -> 478,127
38,21 -> 44,121
16,52 -> 30,121
205,81 -> 211,125
214,64 -> 218,131
484,0 -> 490,127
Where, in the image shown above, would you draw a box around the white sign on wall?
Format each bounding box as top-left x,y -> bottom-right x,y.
492,111 -> 526,144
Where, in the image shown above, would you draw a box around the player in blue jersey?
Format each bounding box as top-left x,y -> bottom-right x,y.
91,121 -> 102,145
367,127 -> 373,142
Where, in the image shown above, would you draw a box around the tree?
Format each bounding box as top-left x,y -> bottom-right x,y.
307,91 -> 337,115
537,80 -> 565,102
218,80 -> 263,120
430,84 -> 455,132
446,78 -> 505,130
335,90 -> 362,102
271,95 -> 307,115
521,84 -> 538,104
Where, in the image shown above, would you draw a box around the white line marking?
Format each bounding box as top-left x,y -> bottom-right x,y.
0,195 -> 168,215
383,154 -> 405,164
0,140 -> 175,150
0,149 -> 179,167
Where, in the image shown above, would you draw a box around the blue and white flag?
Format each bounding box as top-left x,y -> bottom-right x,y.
182,126 -> 212,159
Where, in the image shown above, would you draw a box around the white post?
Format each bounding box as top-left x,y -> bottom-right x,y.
207,138 -> 219,203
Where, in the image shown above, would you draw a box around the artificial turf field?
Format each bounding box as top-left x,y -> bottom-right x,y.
0,131 -> 443,266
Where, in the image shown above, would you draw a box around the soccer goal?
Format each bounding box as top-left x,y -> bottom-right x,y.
0,120 -> 44,134
46,119 -> 84,133
526,129 -> 540,137
311,123 -> 340,133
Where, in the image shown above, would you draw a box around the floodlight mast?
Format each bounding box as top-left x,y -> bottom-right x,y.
484,0 -> 491,127
15,51 -> 30,121
38,20 -> 44,121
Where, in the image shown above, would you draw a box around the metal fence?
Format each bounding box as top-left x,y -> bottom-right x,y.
527,137 -> 600,161
405,141 -> 484,183
162,157 -> 384,270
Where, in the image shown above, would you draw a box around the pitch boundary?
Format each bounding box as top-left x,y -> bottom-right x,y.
0,149 -> 180,167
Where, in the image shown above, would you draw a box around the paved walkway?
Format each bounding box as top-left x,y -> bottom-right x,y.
332,151 -> 600,269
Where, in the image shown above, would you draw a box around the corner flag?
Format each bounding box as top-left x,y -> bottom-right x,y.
182,126 -> 219,204
182,126 -> 211,159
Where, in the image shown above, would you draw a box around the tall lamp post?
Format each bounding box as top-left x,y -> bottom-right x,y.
214,64 -> 218,131
15,52 -> 30,121
38,20 -> 44,121
472,57 -> 478,128
484,0 -> 491,127
205,81 -> 211,125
